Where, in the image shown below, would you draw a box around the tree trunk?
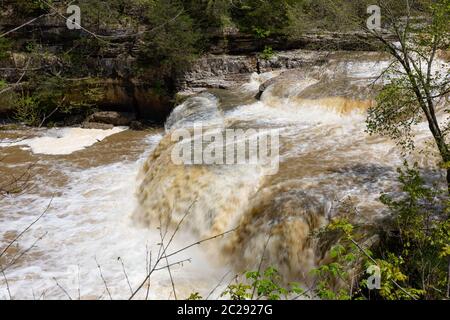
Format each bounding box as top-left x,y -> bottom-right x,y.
430,129 -> 450,195
447,167 -> 450,196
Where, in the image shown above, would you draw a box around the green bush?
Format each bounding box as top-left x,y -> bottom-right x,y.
377,163 -> 450,300
0,38 -> 11,61
14,77 -> 104,126
137,0 -> 200,81
260,46 -> 275,60
187,267 -> 304,300
230,0 -> 294,35
12,0 -> 53,17
315,163 -> 449,300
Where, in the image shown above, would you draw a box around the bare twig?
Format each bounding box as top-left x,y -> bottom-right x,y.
206,270 -> 231,300
0,196 -> 53,260
129,199 -> 198,300
3,232 -> 48,272
118,257 -> 133,296
38,107 -> 59,128
0,13 -> 53,38
77,265 -> 81,300
251,229 -> 273,300
447,257 -> 450,299
0,161 -> 38,198
160,232 -> 177,300
165,228 -> 238,260
0,265 -> 12,300
145,247 -> 152,300
130,226 -> 236,299
0,58 -> 32,95
39,0 -> 184,43
153,258 -> 192,272
95,258 -> 112,300
53,277 -> 73,300
347,237 -> 417,300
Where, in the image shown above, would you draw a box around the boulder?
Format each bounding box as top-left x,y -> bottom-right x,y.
256,77 -> 279,99
81,122 -> 114,130
87,111 -> 136,126
130,120 -> 145,131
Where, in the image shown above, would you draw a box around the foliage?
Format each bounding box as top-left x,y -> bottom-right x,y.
367,77 -> 422,151
0,38 -> 11,61
246,267 -> 303,300
219,267 -> 303,300
378,163 -> 450,299
366,0 -> 450,180
260,46 -> 275,60
230,0 -> 295,35
312,217 -> 368,300
315,163 -> 449,300
0,78 -> 17,115
2,0 -> 449,128
364,1 -> 450,299
183,0 -> 232,29
221,283 -> 252,300
14,95 -> 41,126
137,0 -> 200,81
187,292 -> 203,300
14,77 -> 104,126
12,0 -> 53,17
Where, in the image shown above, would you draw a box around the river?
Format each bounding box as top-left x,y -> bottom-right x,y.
0,51 -> 446,299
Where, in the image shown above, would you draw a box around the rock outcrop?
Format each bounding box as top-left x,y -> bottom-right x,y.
207,30 -> 383,55
87,111 -> 136,126
83,111 -> 146,130
0,4 -> 387,124
178,50 -> 330,94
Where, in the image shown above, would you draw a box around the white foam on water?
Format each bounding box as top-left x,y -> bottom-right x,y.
1,53 -> 446,300
0,133 -> 225,300
165,93 -> 224,131
340,60 -> 392,79
240,71 -> 282,93
226,100 -> 366,128
0,127 -> 127,155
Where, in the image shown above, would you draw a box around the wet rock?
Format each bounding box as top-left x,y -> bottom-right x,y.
130,120 -> 145,131
87,111 -> 136,126
81,122 -> 114,130
256,77 -> 279,99
179,50 -> 328,94
178,55 -> 258,93
256,69 -> 313,100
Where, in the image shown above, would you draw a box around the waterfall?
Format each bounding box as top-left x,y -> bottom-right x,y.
134,53 -> 440,283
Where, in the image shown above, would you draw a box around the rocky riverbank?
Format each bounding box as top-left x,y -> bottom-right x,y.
0,2 -> 387,127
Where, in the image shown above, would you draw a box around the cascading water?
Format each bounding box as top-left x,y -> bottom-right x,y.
0,130 -> 227,299
134,52 -> 444,285
0,51 -> 446,299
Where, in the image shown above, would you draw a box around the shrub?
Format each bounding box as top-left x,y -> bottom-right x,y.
14,76 -> 104,126
137,0 -> 200,81
377,163 -> 450,299
0,38 -> 11,61
12,0 -> 53,17
218,267 -> 303,300
314,163 -> 450,300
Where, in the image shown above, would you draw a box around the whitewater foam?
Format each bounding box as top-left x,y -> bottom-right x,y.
0,132 -> 226,300
0,127 -> 127,155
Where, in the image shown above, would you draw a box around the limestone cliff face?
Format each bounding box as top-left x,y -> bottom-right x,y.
0,4 -> 383,123
178,50 -> 330,94
207,30 -> 381,55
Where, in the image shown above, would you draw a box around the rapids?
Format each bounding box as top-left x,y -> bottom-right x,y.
0,51 -> 447,299
133,51 -> 445,285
